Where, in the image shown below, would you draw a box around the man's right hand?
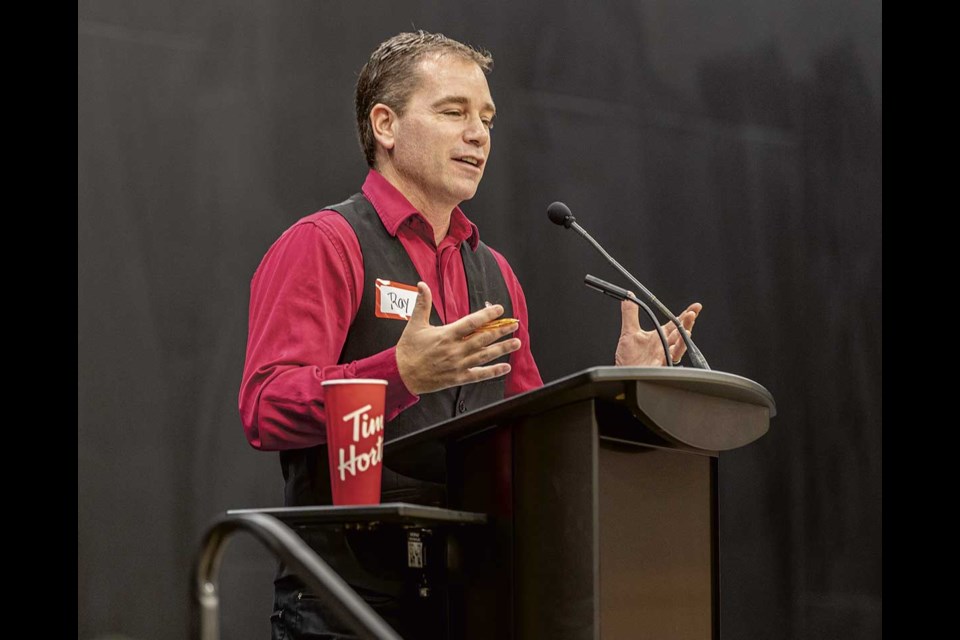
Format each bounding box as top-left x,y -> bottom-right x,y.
396,282 -> 521,396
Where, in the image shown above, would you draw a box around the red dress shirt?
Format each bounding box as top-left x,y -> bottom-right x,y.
239,170 -> 543,451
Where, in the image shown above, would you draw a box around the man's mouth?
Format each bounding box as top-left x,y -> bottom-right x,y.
454,156 -> 484,169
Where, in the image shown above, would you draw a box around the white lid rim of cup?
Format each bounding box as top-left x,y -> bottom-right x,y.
320,379 -> 389,386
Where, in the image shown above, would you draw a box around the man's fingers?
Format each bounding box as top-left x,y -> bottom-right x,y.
409,282 -> 433,327
620,297 -> 641,335
675,314 -> 696,336
664,304 -> 701,336
463,362 -> 512,384
460,319 -> 519,347
451,303 -> 506,338
671,339 -> 688,359
681,303 -> 702,331
666,303 -> 700,364
462,337 -> 522,369
431,338 -> 518,392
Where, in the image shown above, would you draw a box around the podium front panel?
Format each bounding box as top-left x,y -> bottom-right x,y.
599,442 -> 715,639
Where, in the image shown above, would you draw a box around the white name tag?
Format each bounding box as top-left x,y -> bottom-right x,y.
375,279 -> 419,320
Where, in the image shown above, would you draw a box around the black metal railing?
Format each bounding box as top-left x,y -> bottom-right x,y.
190,511 -> 402,640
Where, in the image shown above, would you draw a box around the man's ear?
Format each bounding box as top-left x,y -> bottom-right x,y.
370,104 -> 397,152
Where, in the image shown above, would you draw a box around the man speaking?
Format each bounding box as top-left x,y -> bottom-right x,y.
239,30 -> 700,640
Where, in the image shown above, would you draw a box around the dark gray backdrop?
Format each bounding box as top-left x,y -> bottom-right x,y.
78,1 -> 882,638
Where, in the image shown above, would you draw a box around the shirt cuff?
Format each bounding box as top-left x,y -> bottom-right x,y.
351,346 -> 419,420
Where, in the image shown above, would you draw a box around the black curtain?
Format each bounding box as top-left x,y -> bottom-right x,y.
78,1 -> 881,638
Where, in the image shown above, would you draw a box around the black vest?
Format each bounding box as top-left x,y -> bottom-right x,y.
279,193 -> 512,509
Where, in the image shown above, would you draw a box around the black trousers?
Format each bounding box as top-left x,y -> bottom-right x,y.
270,575 -> 404,639
270,529 -> 446,640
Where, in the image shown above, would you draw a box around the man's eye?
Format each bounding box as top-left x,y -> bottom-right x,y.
483,119 -> 494,130
444,110 -> 462,117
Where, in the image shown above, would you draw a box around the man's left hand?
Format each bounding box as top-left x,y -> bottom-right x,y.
615,300 -> 702,367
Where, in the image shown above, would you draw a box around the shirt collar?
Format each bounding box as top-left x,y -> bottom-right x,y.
361,169 -> 481,250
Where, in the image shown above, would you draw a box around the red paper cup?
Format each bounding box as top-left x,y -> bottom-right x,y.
321,379 -> 388,505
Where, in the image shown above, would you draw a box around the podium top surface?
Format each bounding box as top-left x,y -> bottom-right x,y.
385,366 -> 776,458
226,503 -> 488,527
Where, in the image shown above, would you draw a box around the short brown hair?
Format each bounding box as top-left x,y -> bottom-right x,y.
355,31 -> 493,167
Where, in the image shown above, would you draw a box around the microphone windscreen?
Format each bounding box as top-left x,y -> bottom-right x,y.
547,201 -> 573,227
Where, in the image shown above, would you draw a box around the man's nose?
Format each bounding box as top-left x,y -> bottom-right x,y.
464,115 -> 490,146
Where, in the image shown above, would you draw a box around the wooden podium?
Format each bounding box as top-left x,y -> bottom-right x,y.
384,366 -> 776,640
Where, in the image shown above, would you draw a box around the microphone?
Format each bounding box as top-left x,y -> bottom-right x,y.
547,201 -> 710,369
547,202 -> 575,228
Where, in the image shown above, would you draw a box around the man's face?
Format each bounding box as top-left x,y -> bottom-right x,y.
386,54 -> 495,210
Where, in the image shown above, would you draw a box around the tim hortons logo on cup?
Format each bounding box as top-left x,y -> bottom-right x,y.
337,403 -> 385,482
